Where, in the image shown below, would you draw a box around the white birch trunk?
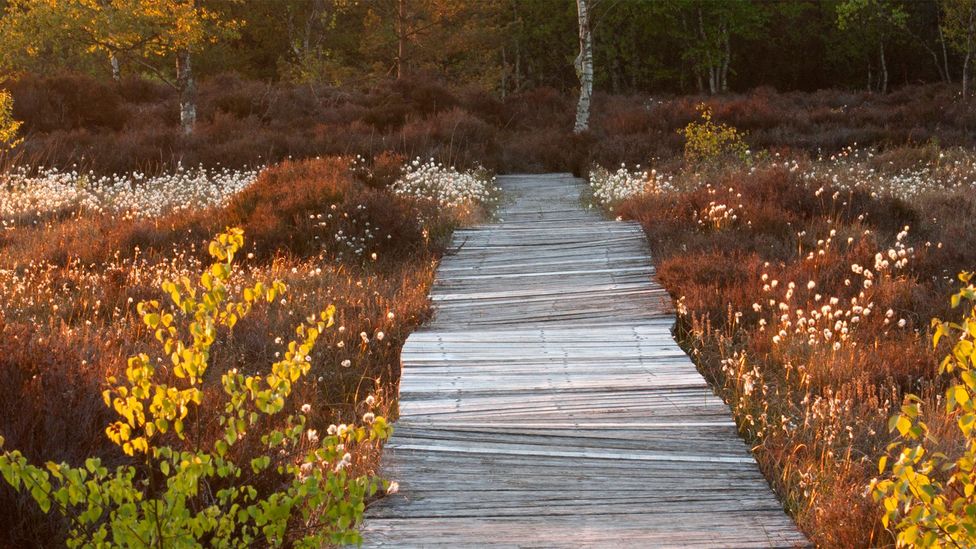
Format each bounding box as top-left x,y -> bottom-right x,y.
110,54 -> 121,82
396,0 -> 406,80
176,50 -> 196,135
940,22 -> 953,83
573,0 -> 593,134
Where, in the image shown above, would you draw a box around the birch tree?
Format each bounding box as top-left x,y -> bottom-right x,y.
573,0 -> 593,134
942,0 -> 976,96
837,0 -> 908,94
672,0 -> 764,95
0,0 -> 240,134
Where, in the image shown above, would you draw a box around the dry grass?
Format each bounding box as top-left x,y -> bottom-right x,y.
614,151 -> 976,547
0,156 -> 468,546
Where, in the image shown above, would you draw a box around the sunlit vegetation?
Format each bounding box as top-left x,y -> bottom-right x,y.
0,156 -> 493,545
593,139 -> 976,546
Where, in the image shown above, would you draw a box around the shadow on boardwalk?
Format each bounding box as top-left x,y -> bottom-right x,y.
361,174 -> 807,548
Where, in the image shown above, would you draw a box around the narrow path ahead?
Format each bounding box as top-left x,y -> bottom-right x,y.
362,174 -> 806,547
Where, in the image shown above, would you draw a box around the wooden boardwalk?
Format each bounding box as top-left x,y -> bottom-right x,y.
361,174 -> 806,547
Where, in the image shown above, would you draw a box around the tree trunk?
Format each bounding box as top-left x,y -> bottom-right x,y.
610,58 -> 619,93
176,50 -> 196,135
501,46 -> 507,99
966,6 -> 976,97
110,53 -> 121,82
573,0 -> 593,134
939,13 -> 953,83
514,39 -> 521,92
926,44 -> 948,83
511,0 -> 522,93
879,40 -> 888,94
720,27 -> 730,93
396,0 -> 406,79
964,49 -> 971,97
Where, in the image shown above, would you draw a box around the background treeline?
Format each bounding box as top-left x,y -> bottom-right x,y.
2,0 -> 974,96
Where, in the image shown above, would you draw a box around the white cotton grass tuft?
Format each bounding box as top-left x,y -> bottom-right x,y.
1,164 -> 260,222
392,158 -> 494,209
587,164 -> 676,206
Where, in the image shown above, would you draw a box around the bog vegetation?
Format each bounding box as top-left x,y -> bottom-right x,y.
3,0 -> 976,547
588,108 -> 976,545
0,154 -> 493,545
1,228 -> 393,547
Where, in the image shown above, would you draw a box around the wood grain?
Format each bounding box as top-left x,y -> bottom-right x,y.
361,173 -> 807,547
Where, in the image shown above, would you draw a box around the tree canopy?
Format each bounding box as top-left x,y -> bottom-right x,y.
0,0 -> 969,96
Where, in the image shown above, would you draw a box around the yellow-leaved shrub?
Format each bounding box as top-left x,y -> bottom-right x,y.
0,228 -> 393,547
870,272 -> 976,547
679,103 -> 749,165
0,90 -> 22,150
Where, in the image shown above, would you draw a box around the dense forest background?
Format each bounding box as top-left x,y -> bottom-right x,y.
2,0 -> 971,96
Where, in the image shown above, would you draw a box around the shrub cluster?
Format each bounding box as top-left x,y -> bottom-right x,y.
1,229 -> 393,547
4,73 -> 976,176
871,272 -> 976,547
679,104 -> 749,165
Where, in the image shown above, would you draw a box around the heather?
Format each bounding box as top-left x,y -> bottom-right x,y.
599,148 -> 976,546
5,74 -> 976,177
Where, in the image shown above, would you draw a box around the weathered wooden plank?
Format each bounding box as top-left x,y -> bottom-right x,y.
360,174 -> 806,547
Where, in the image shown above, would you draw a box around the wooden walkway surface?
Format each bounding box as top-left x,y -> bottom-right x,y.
361,174 -> 806,547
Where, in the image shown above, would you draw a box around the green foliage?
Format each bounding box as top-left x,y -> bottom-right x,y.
0,90 -> 21,149
940,1 -> 976,66
0,228 -> 393,547
871,272 -> 976,548
0,0 -> 242,78
837,0 -> 909,33
679,103 -> 749,165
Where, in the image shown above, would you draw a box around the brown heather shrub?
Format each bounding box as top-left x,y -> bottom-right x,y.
5,73 -> 976,175
615,160 -> 975,546
5,73 -> 126,132
0,317 -> 128,545
353,151 -> 405,189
